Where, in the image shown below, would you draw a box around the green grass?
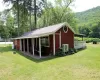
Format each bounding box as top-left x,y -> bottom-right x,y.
0,44 -> 100,80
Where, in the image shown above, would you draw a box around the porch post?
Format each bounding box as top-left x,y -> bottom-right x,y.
20,39 -> 22,51
32,38 -> 34,56
53,33 -> 55,55
23,39 -> 25,52
59,31 -> 61,48
39,37 -> 41,58
27,39 -> 29,53
36,38 -> 37,48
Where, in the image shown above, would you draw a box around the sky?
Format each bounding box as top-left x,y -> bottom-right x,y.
0,0 -> 12,12
0,0 -> 100,12
70,0 -> 100,12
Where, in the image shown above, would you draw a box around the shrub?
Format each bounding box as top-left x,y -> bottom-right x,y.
92,39 -> 98,44
93,41 -> 97,44
67,48 -> 77,55
73,48 -> 78,53
55,49 -> 66,57
75,37 -> 100,43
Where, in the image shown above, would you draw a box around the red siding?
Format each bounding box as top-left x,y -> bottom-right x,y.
48,27 -> 74,53
40,35 -> 53,55
55,34 -> 59,51
14,39 -> 20,50
14,26 -> 74,55
42,27 -> 74,54
55,27 -> 74,50
61,28 -> 74,48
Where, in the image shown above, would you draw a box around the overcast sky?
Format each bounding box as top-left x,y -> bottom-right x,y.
71,0 -> 100,12
0,0 -> 100,12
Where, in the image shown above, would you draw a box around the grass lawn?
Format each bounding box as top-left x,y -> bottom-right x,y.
0,44 -> 100,80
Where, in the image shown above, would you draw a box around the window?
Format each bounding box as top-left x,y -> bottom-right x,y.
63,26 -> 68,33
41,37 -> 49,47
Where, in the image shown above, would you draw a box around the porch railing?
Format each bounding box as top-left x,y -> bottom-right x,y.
74,41 -> 86,49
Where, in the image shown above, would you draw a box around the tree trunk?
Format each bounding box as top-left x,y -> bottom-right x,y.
17,0 -> 19,36
34,0 -> 37,28
30,0 -> 32,30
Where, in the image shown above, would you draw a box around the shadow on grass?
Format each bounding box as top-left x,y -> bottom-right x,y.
0,45 -> 87,63
0,45 -> 60,63
15,50 -> 59,63
16,48 -> 87,63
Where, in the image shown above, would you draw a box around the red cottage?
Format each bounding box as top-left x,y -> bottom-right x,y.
13,22 -> 85,58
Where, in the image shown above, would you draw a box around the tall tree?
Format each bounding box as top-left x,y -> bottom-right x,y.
37,0 -> 77,31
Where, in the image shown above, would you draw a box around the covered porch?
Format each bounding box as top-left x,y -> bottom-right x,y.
19,34 -> 56,58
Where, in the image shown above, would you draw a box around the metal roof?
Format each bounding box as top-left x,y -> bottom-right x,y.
74,34 -> 85,37
13,22 -> 75,39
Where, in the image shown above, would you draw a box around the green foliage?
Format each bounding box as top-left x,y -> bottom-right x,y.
0,11 -> 18,39
76,6 -> 100,26
55,47 -> 78,57
55,49 -> 66,57
76,6 -> 100,38
74,37 -> 100,43
0,0 -> 76,39
79,26 -> 91,37
0,25 -> 10,39
37,0 -> 77,32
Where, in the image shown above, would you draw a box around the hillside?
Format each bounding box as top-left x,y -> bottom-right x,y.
76,6 -> 100,27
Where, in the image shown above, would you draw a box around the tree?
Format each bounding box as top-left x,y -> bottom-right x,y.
2,0 -> 76,38
3,0 -> 46,35
37,0 -> 77,31
90,22 -> 100,38
79,26 -> 91,37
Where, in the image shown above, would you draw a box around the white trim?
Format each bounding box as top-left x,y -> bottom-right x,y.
63,26 -> 68,33
23,39 -> 25,52
27,39 -> 29,53
32,38 -> 34,56
20,39 -> 22,51
36,38 -> 37,48
59,31 -> 61,48
41,36 -> 50,47
12,22 -> 75,40
55,33 -> 60,35
39,38 -> 41,58
13,32 -> 53,40
53,33 -> 55,55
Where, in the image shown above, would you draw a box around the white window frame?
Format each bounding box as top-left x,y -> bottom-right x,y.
41,36 -> 50,47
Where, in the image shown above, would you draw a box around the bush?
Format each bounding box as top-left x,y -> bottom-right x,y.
75,37 -> 100,43
68,48 -> 75,54
67,48 -> 77,55
93,41 -> 97,44
73,48 -> 78,53
92,39 -> 98,44
55,49 -> 66,57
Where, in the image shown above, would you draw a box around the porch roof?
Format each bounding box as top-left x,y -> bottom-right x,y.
13,22 -> 75,39
74,34 -> 85,37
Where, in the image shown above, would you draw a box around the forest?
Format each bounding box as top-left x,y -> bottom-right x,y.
0,0 -> 100,40
0,0 -> 76,39
76,6 -> 100,38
